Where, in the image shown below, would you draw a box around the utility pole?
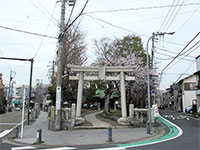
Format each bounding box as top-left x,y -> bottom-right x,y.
52,60 -> 55,80
27,58 -> 33,125
8,70 -> 16,108
55,0 -> 66,131
146,32 -> 175,134
8,70 -> 12,107
151,32 -> 155,69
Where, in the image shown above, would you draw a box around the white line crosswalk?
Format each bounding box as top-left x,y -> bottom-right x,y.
11,146 -> 36,150
11,146 -> 77,150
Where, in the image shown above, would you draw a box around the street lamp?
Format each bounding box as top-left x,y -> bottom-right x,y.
146,32 -> 175,134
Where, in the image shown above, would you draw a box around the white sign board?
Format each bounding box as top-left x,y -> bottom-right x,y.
153,104 -> 159,117
56,86 -> 61,110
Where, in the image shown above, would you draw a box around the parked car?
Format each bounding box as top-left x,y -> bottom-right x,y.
185,105 -> 192,113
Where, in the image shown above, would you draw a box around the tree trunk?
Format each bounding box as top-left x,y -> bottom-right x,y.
104,94 -> 110,114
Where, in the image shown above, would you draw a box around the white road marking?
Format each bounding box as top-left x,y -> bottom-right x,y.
90,147 -> 126,150
11,146 -> 36,150
0,123 -> 18,125
43,147 -> 76,150
124,115 -> 183,148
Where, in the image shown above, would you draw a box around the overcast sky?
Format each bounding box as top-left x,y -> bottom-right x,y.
0,0 -> 199,90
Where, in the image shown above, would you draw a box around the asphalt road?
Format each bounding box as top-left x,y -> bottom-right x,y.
0,109 -> 26,133
126,109 -> 200,150
1,109 -> 199,150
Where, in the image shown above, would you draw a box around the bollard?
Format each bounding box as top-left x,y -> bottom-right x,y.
16,125 -> 19,138
146,121 -> 151,134
37,129 -> 42,144
107,126 -> 113,142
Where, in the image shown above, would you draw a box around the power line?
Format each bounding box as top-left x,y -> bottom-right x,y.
33,2 -> 57,58
165,0 -> 185,32
58,0 -> 90,42
161,32 -> 200,73
85,2 -> 200,14
156,47 -> 196,58
0,25 -> 57,39
28,0 -> 59,25
84,14 -> 188,47
165,43 -> 200,71
159,0 -> 176,31
66,0 -> 77,27
85,14 -> 149,38
35,0 -> 59,24
162,0 -> 181,31
161,72 -> 191,75
175,61 -> 195,83
155,52 -> 195,62
161,5 -> 200,48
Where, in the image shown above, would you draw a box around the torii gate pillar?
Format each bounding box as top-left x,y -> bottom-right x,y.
120,71 -> 127,118
76,71 -> 83,118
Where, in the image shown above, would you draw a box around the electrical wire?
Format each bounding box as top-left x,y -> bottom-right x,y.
164,5 -> 200,47
156,47 -> 196,58
35,0 -> 59,24
159,0 -> 176,31
66,0 -> 77,27
158,32 -> 200,89
0,25 -> 57,39
33,2 -> 57,58
28,0 -> 59,25
175,61 -> 195,83
161,32 -> 200,73
85,2 -> 200,14
162,0 -> 181,32
165,43 -> 200,72
85,14 -> 149,38
58,0 -> 90,42
165,0 -> 185,32
161,72 -> 191,75
155,52 -> 195,62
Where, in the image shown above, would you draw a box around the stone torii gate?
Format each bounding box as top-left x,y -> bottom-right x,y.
62,64 -> 135,122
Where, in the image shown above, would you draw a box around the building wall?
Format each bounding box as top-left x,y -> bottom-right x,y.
182,75 -> 197,112
196,55 -> 200,71
0,73 -> 5,106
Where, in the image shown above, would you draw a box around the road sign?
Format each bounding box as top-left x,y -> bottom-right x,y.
151,89 -> 155,96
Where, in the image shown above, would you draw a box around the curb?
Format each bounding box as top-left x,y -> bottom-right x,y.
4,126 -> 164,147
118,116 -> 183,148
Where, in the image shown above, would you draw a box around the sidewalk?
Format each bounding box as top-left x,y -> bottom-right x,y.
12,111 -> 163,146
84,110 -> 110,127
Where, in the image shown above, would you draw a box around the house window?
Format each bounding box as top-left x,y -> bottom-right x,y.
184,83 -> 197,90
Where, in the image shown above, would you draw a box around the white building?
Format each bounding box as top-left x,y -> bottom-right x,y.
195,55 -> 200,113
177,71 -> 199,112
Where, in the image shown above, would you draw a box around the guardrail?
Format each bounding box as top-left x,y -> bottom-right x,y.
0,119 -> 27,144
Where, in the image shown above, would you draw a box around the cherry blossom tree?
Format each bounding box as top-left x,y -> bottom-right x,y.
94,35 -> 152,112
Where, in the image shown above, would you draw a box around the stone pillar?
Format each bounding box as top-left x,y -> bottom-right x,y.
129,104 -> 134,117
71,103 -> 76,128
98,102 -> 101,110
76,72 -> 83,118
120,71 -> 127,118
151,107 -> 155,123
136,111 -> 139,120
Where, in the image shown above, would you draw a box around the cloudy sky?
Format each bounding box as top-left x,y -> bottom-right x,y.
0,0 -> 199,90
